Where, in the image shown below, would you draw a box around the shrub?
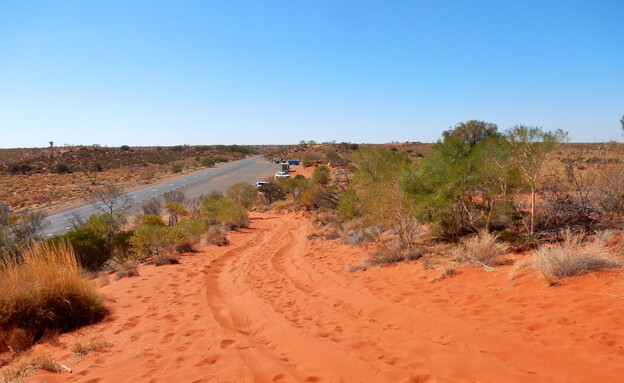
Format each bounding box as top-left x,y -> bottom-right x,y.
200,157 -> 216,167
258,183 -> 285,204
120,145 -> 130,151
171,164 -> 182,173
60,228 -> 111,271
0,241 -> 108,349
205,226 -> 229,246
532,231 -> 622,284
55,162 -> 70,174
202,198 -> 249,228
226,183 -> 258,209
153,254 -> 180,266
175,240 -> 193,254
70,336 -> 113,357
115,262 -> 139,280
313,165 -> 331,185
452,231 -> 508,266
0,352 -> 61,382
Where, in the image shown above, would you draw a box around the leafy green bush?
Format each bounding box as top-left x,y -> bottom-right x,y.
200,157 -> 216,167
202,197 -> 249,228
226,183 -> 258,209
171,164 -> 182,173
313,166 -> 331,185
258,183 -> 285,204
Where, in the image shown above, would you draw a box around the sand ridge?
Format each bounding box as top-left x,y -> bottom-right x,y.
26,211 -> 624,382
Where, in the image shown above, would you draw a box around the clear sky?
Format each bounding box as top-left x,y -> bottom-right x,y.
1,1 -> 622,148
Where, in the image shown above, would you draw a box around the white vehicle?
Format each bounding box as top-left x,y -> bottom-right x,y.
275,171 -> 290,178
255,181 -> 269,188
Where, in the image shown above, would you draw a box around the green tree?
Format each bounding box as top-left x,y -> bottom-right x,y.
258,183 -> 285,204
505,126 -> 568,239
226,183 -> 258,209
442,120 -> 499,147
312,166 -> 331,185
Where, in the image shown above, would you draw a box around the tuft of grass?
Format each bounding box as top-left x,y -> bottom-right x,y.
508,259 -> 531,281
0,352 -> 61,383
153,254 -> 180,267
532,230 -> 622,284
0,241 -> 108,350
70,336 -> 113,357
452,231 -> 508,267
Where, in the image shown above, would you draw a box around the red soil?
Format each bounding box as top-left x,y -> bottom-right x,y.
25,212 -> 624,382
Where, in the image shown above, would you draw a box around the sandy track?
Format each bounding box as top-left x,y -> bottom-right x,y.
28,212 -> 624,382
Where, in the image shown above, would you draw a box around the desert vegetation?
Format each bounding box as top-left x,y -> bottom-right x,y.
0,144 -> 261,211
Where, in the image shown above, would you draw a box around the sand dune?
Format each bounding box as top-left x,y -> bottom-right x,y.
27,212 -> 624,382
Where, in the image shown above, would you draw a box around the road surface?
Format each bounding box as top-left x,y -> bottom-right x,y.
40,155 -> 279,237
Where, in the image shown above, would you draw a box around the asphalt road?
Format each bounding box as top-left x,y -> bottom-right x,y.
40,155 -> 280,237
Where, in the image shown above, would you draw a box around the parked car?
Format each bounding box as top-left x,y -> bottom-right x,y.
255,181 -> 269,188
287,159 -> 299,165
275,171 -> 290,178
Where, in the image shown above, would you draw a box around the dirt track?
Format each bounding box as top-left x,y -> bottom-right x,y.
28,212 -> 624,382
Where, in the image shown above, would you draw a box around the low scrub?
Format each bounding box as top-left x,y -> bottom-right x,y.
202,198 -> 249,229
70,336 -> 113,357
452,231 -> 508,266
153,254 -> 180,266
205,226 -> 229,246
0,352 -> 61,383
0,241 -> 108,351
532,231 -> 622,284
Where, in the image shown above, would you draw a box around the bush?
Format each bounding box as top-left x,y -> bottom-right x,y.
313,165 -> 331,185
258,183 -> 285,204
0,352 -> 61,382
532,231 -> 622,284
0,241 -> 108,349
171,164 -> 182,173
226,183 -> 258,209
70,336 -> 113,357
200,157 -> 216,167
60,228 -> 111,271
205,226 -> 229,246
153,254 -> 180,266
452,230 -> 508,266
202,198 -> 249,228
115,262 -> 139,280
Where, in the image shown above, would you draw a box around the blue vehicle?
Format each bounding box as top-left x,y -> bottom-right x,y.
287,159 -> 299,165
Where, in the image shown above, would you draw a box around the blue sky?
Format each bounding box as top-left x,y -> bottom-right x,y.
1,1 -> 622,147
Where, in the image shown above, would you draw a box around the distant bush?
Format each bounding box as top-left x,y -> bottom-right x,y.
55,162 -> 70,174
0,241 -> 108,350
171,164 -> 182,173
313,165 -> 331,185
532,231 -> 622,284
200,157 -> 216,167
120,145 -> 130,151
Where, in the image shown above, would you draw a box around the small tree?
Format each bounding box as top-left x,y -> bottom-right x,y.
506,126 -> 568,239
442,120 -> 499,147
87,184 -> 133,220
313,166 -> 331,186
258,183 -> 285,204
226,183 -> 258,209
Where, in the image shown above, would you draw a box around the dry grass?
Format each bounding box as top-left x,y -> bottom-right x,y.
205,226 -> 229,246
532,230 -> 622,284
452,231 -> 508,267
0,241 -> 108,351
0,352 -> 61,383
114,262 -> 140,280
508,259 -> 532,281
153,254 -> 180,266
70,336 -> 113,357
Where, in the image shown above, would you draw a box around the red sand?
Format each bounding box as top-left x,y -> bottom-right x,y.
26,212 -> 624,382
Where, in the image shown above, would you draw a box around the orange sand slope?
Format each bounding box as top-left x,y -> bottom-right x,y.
29,212 -> 624,382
